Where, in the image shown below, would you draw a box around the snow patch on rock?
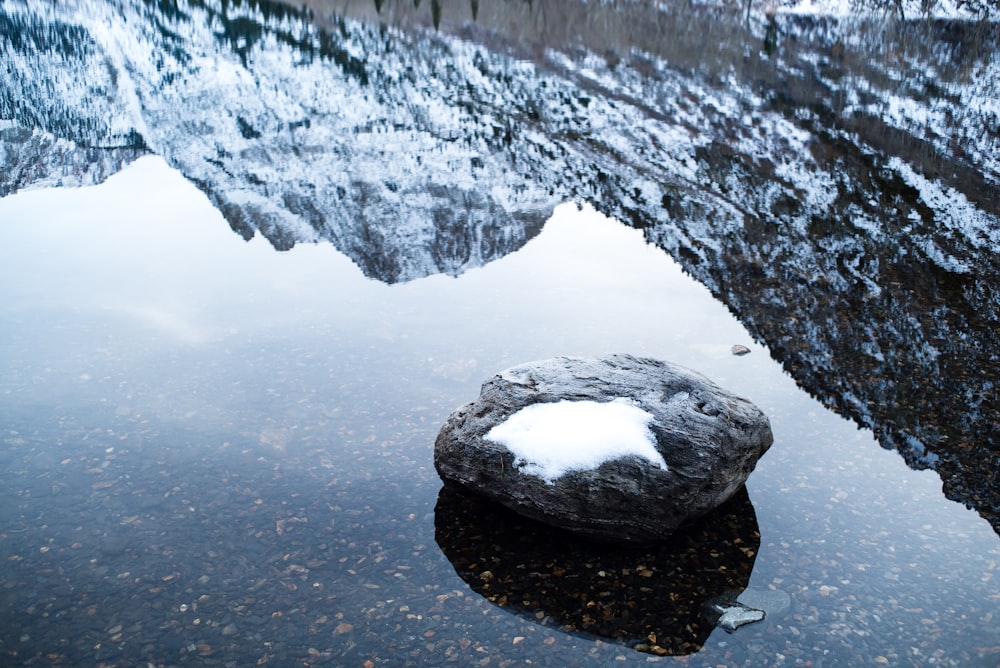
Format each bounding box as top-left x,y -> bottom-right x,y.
485,398 -> 667,484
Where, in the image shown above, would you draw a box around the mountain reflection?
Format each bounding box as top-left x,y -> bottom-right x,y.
1,0 -> 998,533
434,484 -> 761,655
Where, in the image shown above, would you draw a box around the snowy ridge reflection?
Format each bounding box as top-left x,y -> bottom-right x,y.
434,485 -> 760,656
1,0 -> 998,531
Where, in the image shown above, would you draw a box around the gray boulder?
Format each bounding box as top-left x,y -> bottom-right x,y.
434,354 -> 773,542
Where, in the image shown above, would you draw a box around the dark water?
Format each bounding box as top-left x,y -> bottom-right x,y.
2,0 -> 999,665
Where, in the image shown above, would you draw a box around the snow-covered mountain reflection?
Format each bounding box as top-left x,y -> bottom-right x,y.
1,0 -> 998,532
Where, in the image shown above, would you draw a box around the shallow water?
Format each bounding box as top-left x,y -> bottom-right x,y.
1,157 -> 997,666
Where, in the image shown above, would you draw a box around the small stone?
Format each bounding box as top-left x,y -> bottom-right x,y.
731,345 -> 751,356
334,622 -> 354,635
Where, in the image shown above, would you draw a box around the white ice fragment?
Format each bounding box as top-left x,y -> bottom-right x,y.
713,603 -> 766,633
485,398 -> 666,484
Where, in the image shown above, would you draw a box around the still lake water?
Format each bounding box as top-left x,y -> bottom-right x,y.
0,155 -> 997,666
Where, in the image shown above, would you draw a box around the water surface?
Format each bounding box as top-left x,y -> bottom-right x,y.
1,156 -> 997,666
2,0 -> 999,664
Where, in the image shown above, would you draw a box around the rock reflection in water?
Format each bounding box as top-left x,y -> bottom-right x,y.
434,484 -> 760,656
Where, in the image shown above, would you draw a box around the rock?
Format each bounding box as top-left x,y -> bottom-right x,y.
433,354 -> 773,542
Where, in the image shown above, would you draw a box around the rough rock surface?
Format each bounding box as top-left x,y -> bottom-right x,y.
434,354 -> 773,542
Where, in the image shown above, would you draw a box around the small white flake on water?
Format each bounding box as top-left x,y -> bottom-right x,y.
713,603 -> 766,632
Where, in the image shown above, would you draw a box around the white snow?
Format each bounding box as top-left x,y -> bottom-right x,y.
779,0 -> 983,18
485,398 -> 667,484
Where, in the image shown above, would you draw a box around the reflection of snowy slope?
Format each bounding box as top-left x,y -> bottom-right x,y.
0,121 -> 144,196
2,0 -> 556,281
0,5 -> 147,195
1,0 -> 998,531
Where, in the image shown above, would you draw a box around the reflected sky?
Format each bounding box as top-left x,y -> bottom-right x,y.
1,157 -> 998,665
0,154 -> 774,427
